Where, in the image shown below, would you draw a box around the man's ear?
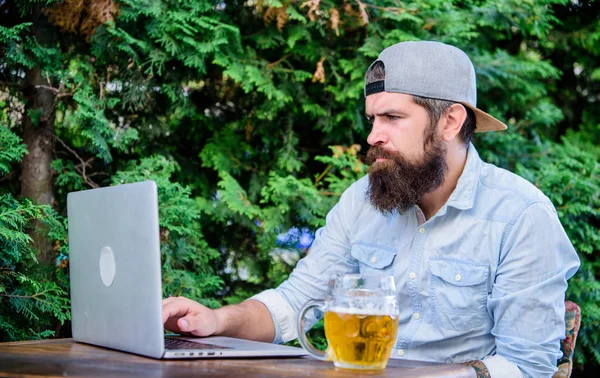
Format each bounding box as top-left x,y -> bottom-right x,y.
441,103 -> 467,142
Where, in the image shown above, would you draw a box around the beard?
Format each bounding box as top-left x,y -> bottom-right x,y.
364,134 -> 448,215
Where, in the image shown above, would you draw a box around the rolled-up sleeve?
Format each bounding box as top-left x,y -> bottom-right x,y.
489,201 -> 580,378
250,289 -> 298,343
482,354 -> 524,378
251,183 -> 361,343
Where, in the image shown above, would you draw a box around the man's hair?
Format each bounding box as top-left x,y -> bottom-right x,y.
365,61 -> 476,146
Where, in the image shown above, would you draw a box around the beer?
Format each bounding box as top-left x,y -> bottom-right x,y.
324,309 -> 399,370
297,275 -> 399,370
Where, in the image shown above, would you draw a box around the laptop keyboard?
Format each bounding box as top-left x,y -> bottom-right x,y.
165,338 -> 233,350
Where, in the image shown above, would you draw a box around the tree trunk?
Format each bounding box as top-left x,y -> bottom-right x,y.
20,5 -> 57,266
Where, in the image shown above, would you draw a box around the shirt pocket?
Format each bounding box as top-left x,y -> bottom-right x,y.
429,257 -> 489,331
350,243 -> 397,275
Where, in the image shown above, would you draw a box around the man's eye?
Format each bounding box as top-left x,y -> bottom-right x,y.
365,116 -> 374,123
387,115 -> 399,121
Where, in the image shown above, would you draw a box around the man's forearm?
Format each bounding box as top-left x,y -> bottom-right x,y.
465,355 -> 525,378
464,360 -> 491,378
213,299 -> 276,343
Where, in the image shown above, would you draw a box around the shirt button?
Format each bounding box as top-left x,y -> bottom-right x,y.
413,312 -> 420,320
397,349 -> 405,357
455,274 -> 462,282
371,256 -> 377,263
409,272 -> 416,279
418,227 -> 425,234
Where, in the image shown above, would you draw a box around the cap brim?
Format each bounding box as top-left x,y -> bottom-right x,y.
462,103 -> 507,133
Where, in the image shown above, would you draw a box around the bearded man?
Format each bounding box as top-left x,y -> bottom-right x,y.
162,41 -> 580,378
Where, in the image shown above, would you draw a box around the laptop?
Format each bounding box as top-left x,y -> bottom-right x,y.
67,180 -> 307,359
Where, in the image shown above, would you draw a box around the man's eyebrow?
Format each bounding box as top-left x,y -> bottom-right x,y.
365,110 -> 408,118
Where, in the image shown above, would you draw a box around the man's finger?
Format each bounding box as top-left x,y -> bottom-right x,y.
177,317 -> 191,332
178,315 -> 212,337
162,296 -> 178,306
162,297 -> 192,324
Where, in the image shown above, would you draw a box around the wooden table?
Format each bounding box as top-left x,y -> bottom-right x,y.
0,338 -> 477,377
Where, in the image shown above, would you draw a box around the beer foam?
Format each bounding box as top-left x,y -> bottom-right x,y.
328,306 -> 398,316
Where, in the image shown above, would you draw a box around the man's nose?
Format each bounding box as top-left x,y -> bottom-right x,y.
367,122 -> 388,146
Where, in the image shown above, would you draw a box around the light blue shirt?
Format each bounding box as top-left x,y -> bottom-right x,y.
252,144 -> 580,378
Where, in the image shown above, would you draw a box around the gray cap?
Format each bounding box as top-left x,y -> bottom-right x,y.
365,41 -> 507,132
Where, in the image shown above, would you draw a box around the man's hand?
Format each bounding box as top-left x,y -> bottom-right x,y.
162,296 -> 276,342
162,296 -> 220,337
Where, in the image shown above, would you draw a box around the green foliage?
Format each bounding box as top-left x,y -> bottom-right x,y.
315,145 -> 368,211
1,0 -> 600,371
0,195 -> 40,264
0,23 -> 34,68
0,125 -> 28,175
0,127 -> 70,341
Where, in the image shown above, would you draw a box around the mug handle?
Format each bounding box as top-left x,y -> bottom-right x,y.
296,299 -> 329,361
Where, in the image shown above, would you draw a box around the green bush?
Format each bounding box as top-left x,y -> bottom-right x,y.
1,0 -> 599,373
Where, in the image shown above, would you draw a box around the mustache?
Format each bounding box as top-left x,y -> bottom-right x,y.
363,145 -> 397,165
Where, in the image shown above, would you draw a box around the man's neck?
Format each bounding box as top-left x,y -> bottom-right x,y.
418,145 -> 469,220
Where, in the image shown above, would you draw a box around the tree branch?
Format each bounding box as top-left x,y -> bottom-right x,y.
54,136 -> 100,188
0,170 -> 16,184
318,191 -> 341,197
34,84 -> 60,94
314,164 -> 332,186
267,54 -> 291,70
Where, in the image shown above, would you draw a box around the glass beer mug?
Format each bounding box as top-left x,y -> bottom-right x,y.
296,274 -> 399,370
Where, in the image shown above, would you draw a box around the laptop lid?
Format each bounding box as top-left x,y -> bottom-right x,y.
68,180 -> 307,359
68,181 -> 165,358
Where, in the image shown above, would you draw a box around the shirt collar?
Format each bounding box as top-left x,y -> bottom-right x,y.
445,143 -> 481,211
